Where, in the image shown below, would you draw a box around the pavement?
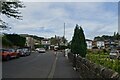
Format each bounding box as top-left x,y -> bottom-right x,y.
53,52 -> 80,78
2,50 -> 80,78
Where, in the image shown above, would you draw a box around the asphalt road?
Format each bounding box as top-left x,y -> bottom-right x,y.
2,50 -> 80,78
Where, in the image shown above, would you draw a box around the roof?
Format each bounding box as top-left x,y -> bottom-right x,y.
42,38 -> 50,41
86,39 -> 92,41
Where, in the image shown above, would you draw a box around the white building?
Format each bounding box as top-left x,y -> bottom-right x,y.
41,39 -> 51,50
26,37 -> 35,49
86,39 -> 92,49
96,41 -> 105,49
41,39 -> 50,45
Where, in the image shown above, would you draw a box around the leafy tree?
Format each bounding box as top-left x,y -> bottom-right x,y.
34,45 -> 44,49
115,32 -> 120,40
4,34 -> 26,47
31,35 -> 44,41
58,45 -> 68,50
71,24 -> 87,57
2,35 -> 13,47
62,36 -> 67,44
0,1 -> 25,30
94,32 -> 120,41
114,32 -> 116,36
50,37 -> 58,45
67,41 -> 71,49
50,36 -> 67,46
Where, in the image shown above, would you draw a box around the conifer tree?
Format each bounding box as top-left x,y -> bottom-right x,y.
71,24 -> 87,57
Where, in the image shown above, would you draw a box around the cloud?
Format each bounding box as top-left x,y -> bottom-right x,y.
2,2 -> 118,41
20,0 -> 120,2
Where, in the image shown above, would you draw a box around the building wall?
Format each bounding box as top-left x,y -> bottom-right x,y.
41,40 -> 50,45
26,37 -> 35,49
92,41 -> 97,47
86,41 -> 92,49
41,39 -> 51,50
97,41 -> 105,49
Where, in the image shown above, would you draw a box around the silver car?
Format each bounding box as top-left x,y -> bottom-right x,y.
36,48 -> 46,53
17,48 -> 31,56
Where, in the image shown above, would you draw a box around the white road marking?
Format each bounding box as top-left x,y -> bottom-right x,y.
47,53 -> 58,78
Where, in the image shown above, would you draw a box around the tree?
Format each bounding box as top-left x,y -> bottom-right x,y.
50,37 -> 58,45
62,36 -> 67,45
71,24 -> 79,54
2,35 -> 13,47
3,34 -> 26,47
79,27 -> 87,57
94,32 -> 120,41
116,32 -> 120,40
0,1 -> 25,30
71,24 -> 87,57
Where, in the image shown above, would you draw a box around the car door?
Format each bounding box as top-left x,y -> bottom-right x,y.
10,49 -> 17,58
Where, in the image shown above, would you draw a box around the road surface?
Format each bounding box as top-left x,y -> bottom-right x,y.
2,50 -> 80,78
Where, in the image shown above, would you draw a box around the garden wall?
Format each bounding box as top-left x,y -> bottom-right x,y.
68,53 -> 120,79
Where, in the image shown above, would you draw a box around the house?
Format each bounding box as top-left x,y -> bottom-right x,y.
92,40 -> 97,48
86,39 -> 92,49
41,38 -> 50,45
96,40 -> 105,49
41,38 -> 51,50
25,37 -> 35,49
34,39 -> 41,45
105,40 -> 115,48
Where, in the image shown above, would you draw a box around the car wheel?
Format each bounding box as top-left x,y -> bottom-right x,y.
16,54 -> 20,58
25,53 -> 27,56
6,55 -> 11,61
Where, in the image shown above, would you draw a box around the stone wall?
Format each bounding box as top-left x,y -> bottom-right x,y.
68,53 -> 120,79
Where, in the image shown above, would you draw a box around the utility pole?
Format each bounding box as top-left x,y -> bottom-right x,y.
63,23 -> 65,57
64,23 -> 65,45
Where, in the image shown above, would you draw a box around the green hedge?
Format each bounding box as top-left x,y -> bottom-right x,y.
86,52 -> 120,74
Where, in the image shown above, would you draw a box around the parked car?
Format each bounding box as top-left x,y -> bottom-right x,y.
54,48 -> 58,51
54,46 -> 58,51
23,48 -> 31,56
109,50 -> 120,59
17,48 -> 31,56
36,48 -> 45,53
0,49 -> 20,61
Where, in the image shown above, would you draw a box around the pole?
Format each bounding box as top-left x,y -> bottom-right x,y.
64,23 -> 65,56
64,23 -> 65,40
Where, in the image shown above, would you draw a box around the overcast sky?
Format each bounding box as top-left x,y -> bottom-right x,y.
2,1 -> 118,41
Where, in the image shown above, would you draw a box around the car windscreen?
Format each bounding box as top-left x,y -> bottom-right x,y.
0,49 -> 2,52
39,48 -> 45,50
9,49 -> 15,52
0,49 -> 8,52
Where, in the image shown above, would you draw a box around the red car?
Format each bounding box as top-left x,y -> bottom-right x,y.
0,49 -> 20,61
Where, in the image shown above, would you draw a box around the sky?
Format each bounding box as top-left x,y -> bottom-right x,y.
1,1 -> 119,41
